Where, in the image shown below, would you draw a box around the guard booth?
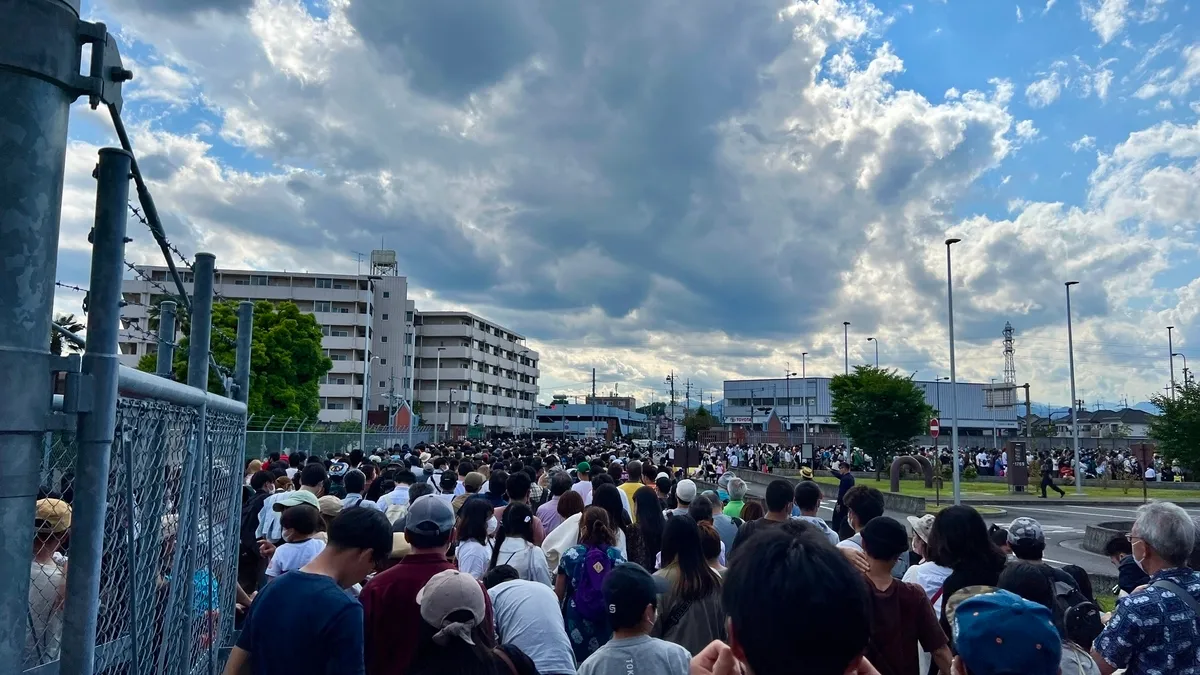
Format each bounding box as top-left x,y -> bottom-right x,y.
1006,441 -> 1030,492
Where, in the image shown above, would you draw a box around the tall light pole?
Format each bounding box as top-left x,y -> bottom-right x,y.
867,337 -> 879,368
432,346 -> 445,443
801,352 -> 809,447
1168,326 -> 1176,400
1174,353 -> 1190,386
361,355 -> 380,453
1066,281 -> 1083,494
945,238 -> 962,504
989,377 -> 998,451
785,365 -> 797,434
843,322 -> 850,374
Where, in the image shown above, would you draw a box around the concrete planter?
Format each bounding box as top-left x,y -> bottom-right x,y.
1083,521 -> 1134,554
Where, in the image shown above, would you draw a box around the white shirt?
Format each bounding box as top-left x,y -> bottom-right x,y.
493,537 -> 553,586
1145,467 -> 1157,480
541,511 -> 627,571
285,467 -> 298,480
836,535 -> 864,554
488,580 -> 577,675
902,561 -> 953,616
792,515 -> 839,546
571,481 -> 593,504
256,491 -> 288,542
456,539 -> 492,579
266,538 -> 326,578
27,560 -> 65,667
377,485 -> 410,512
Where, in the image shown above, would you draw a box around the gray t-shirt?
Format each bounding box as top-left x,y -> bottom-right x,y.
577,634 -> 691,675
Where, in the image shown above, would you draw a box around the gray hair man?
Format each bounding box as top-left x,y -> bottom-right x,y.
1093,501 -> 1200,675
723,478 -> 748,520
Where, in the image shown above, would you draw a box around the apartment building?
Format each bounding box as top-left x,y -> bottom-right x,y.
413,311 -> 540,434
119,251 -> 540,428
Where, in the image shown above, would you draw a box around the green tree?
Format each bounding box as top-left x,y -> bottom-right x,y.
637,401 -> 667,416
138,300 -> 332,420
1149,382 -> 1200,472
830,366 -> 934,478
50,314 -> 85,356
683,406 -> 716,441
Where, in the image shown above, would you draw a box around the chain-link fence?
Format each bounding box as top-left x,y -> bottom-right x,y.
25,395 -> 246,675
245,428 -> 435,459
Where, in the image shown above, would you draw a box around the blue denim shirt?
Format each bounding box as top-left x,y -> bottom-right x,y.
1095,566 -> 1200,674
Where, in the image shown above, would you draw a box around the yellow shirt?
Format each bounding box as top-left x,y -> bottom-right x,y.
618,481 -> 643,523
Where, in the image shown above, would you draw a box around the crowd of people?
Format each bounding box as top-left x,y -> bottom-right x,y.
217,437 -> 1200,675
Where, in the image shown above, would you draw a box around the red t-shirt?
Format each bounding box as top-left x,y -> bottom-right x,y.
865,578 -> 947,675
360,551 -> 494,675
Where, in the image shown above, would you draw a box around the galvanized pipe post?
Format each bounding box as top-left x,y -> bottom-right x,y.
59,147 -> 132,675
156,299 -> 177,378
234,301 -> 253,404
157,253 -> 214,675
0,1 -> 82,668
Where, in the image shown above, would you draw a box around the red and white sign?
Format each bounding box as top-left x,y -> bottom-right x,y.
929,418 -> 940,438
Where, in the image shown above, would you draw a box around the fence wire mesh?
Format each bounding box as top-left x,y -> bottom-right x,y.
244,428 -> 434,458
25,398 -> 245,675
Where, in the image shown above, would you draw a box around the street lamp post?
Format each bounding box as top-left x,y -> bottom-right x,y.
785,365 -> 797,435
1066,281 -> 1083,494
843,322 -> 850,374
801,353 -> 809,448
945,238 -> 963,504
433,346 -> 445,443
1174,353 -> 1190,386
361,355 -> 380,453
1168,326 -> 1176,400
989,378 -> 998,451
867,337 -> 878,368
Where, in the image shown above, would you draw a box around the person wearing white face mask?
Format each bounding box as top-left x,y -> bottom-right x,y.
1092,502 -> 1200,675
455,498 -> 495,579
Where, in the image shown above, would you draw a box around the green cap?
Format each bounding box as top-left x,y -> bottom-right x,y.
577,461 -> 591,474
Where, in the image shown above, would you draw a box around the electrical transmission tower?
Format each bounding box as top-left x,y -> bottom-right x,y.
1003,322 -> 1017,385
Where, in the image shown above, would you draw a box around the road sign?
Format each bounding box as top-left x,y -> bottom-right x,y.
929,418 -> 940,438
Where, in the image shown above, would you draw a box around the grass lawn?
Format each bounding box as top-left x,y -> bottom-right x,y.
812,476 -> 1200,500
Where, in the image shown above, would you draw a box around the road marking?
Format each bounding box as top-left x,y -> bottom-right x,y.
998,505 -> 1141,518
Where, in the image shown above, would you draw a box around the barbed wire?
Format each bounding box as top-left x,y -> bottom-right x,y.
128,203 -> 232,305
55,281 -> 88,295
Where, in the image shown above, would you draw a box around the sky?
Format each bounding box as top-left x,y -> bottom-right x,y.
54,0 -> 1200,411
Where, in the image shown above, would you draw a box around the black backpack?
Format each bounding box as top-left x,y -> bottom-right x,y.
1039,566 -> 1102,648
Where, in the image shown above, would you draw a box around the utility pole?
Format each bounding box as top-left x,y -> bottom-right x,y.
1023,383 -> 1032,440
592,367 -> 597,440
685,379 -> 692,412
666,372 -> 677,433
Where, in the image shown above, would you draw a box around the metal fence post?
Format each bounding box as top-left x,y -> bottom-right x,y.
156,299 -> 177,378
234,301 -> 253,404
59,147 -> 132,675
0,2 -> 80,670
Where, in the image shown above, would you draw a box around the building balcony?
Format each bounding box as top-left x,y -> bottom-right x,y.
322,336 -> 367,351
416,345 -> 471,360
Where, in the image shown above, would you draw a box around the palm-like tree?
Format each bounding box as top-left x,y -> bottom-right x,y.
50,314 -> 85,356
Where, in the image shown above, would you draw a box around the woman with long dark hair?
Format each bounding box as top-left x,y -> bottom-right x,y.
455,498 -> 494,580
652,515 -> 725,656
633,486 -> 665,571
487,502 -> 551,586
925,505 -> 1007,640
594,484 -> 642,565
555,507 -> 627,664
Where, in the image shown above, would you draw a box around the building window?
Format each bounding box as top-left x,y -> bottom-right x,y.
251,275 -> 268,286
406,333 -> 413,344
314,301 -> 331,313
331,329 -> 349,337
382,314 -> 389,321
320,397 -> 328,409
320,325 -> 332,336
405,311 -> 414,322
404,356 -> 411,366
380,380 -> 386,387
381,336 -> 388,343
316,278 -> 332,289
379,358 -> 386,365
403,377 -> 410,389
383,291 -> 390,298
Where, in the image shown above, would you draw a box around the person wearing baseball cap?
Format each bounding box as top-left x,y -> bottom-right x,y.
949,588 -> 1061,675
360,495 -> 493,675
572,462 -> 594,504
1008,516 -> 1083,595
576,563 -> 690,675
28,499 -> 71,667
665,479 -> 697,518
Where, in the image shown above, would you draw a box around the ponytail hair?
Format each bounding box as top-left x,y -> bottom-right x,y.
698,520 -> 722,563
579,506 -> 616,549
488,502 -> 536,570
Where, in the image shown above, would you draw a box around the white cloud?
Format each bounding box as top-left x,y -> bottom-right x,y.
1017,5 -> 1025,21
48,0 -> 1200,407
1133,45 -> 1200,101
1091,68 -> 1114,100
1081,0 -> 1130,44
1002,175 -> 1013,184
1072,134 -> 1097,151
1044,0 -> 1057,12
1026,69 -> 1066,107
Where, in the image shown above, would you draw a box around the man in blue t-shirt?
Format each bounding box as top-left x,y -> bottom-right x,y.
223,507 -> 392,675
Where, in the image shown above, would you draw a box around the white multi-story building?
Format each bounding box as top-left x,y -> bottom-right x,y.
118,251 -> 540,429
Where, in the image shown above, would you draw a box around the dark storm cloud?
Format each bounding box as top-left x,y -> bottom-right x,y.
111,0 -> 251,18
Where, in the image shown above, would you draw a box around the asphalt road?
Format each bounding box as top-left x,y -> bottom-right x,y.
810,499 -> 1200,577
